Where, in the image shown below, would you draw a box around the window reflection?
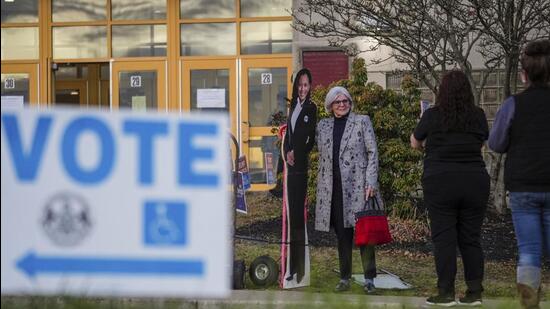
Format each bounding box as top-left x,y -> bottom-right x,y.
180,0 -> 235,18
241,21 -> 292,54
53,26 -> 107,59
248,136 -> 280,184
56,67 -> 79,80
112,25 -> 166,57
118,71 -> 157,110
240,0 -> 290,17
99,64 -> 110,107
181,23 -> 236,56
248,68 -> 287,127
52,0 -> 106,22
55,66 -> 88,80
100,64 -> 110,80
1,0 -> 38,23
112,0 -> 166,20
1,27 -> 39,60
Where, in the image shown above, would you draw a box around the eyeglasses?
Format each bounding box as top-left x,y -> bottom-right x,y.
332,99 -> 350,106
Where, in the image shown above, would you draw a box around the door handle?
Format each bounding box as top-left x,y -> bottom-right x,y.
241,121 -> 249,144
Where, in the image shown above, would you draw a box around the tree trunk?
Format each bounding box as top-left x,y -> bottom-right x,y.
503,56 -> 512,98
510,51 -> 521,94
490,153 -> 508,214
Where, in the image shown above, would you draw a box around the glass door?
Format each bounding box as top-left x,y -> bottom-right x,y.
52,63 -> 109,108
181,59 -> 237,136
241,58 -> 291,191
1,63 -> 38,107
112,60 -> 166,111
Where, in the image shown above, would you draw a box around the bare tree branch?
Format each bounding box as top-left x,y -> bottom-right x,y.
293,0 -> 550,101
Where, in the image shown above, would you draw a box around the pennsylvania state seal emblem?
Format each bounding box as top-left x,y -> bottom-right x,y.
41,192 -> 92,247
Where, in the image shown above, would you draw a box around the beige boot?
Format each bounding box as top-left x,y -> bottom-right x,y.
517,283 -> 541,309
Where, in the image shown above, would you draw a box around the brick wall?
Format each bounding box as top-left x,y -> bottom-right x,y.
302,51 -> 349,89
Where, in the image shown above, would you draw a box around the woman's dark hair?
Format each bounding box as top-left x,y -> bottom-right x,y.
435,70 -> 477,132
520,39 -> 550,87
291,68 -> 312,106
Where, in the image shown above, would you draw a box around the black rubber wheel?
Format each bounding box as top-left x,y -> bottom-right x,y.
249,255 -> 279,287
233,259 -> 246,289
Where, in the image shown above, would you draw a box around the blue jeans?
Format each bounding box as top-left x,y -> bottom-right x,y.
510,192 -> 550,288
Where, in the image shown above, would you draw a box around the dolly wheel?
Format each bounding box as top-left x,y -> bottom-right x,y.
249,255 -> 278,287
233,259 -> 246,289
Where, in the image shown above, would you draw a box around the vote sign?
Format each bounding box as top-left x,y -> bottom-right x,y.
0,107 -> 231,298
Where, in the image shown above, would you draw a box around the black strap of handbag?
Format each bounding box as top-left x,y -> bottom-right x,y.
355,195 -> 384,219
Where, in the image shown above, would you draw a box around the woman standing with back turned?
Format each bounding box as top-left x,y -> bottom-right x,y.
411,71 -> 490,306
489,39 -> 550,309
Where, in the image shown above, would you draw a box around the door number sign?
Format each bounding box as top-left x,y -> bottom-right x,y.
261,73 -> 272,85
4,78 -> 15,89
130,75 -> 142,88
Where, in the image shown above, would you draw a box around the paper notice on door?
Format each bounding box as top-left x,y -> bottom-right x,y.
131,96 -> 147,111
1,96 -> 24,109
197,89 -> 225,108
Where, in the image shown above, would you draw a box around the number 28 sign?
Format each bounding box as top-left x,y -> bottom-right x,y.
261,73 -> 272,85
130,75 -> 142,88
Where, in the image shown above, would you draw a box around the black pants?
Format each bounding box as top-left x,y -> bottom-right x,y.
334,225 -> 377,280
423,171 -> 489,295
331,178 -> 376,280
287,167 -> 308,281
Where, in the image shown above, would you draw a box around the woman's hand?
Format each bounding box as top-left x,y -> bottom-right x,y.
286,150 -> 295,166
365,185 -> 376,199
410,133 -> 424,150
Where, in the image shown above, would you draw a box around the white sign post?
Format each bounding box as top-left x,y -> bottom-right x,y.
1,107 -> 231,298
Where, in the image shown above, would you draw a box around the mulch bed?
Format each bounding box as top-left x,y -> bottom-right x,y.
236,208 -> 525,263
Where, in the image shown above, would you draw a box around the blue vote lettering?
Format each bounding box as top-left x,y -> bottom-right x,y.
1,114 -> 52,182
62,117 -> 115,184
123,120 -> 168,185
178,123 -> 218,187
2,112 -> 220,187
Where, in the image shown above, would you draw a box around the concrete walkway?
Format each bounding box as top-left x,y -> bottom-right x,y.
195,290 -> 548,308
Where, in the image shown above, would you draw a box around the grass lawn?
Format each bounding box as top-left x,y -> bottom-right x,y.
2,192 -> 548,308
236,192 -> 550,300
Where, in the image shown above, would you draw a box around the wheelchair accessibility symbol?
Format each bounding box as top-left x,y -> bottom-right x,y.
143,201 -> 187,246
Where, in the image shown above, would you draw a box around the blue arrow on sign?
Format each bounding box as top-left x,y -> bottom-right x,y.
16,251 -> 204,278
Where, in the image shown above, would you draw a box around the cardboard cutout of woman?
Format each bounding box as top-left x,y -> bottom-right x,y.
281,68 -> 317,288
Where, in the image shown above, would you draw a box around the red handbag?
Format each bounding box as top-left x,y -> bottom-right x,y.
354,197 -> 392,246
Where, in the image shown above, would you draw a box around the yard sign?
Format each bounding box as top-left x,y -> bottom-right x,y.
0,107 -> 231,298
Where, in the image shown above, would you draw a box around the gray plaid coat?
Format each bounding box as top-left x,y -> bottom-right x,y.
314,112 -> 384,232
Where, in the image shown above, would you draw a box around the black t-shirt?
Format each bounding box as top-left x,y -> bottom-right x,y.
413,107 -> 489,178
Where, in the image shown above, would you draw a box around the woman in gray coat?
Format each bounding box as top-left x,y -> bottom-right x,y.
315,86 -> 383,293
